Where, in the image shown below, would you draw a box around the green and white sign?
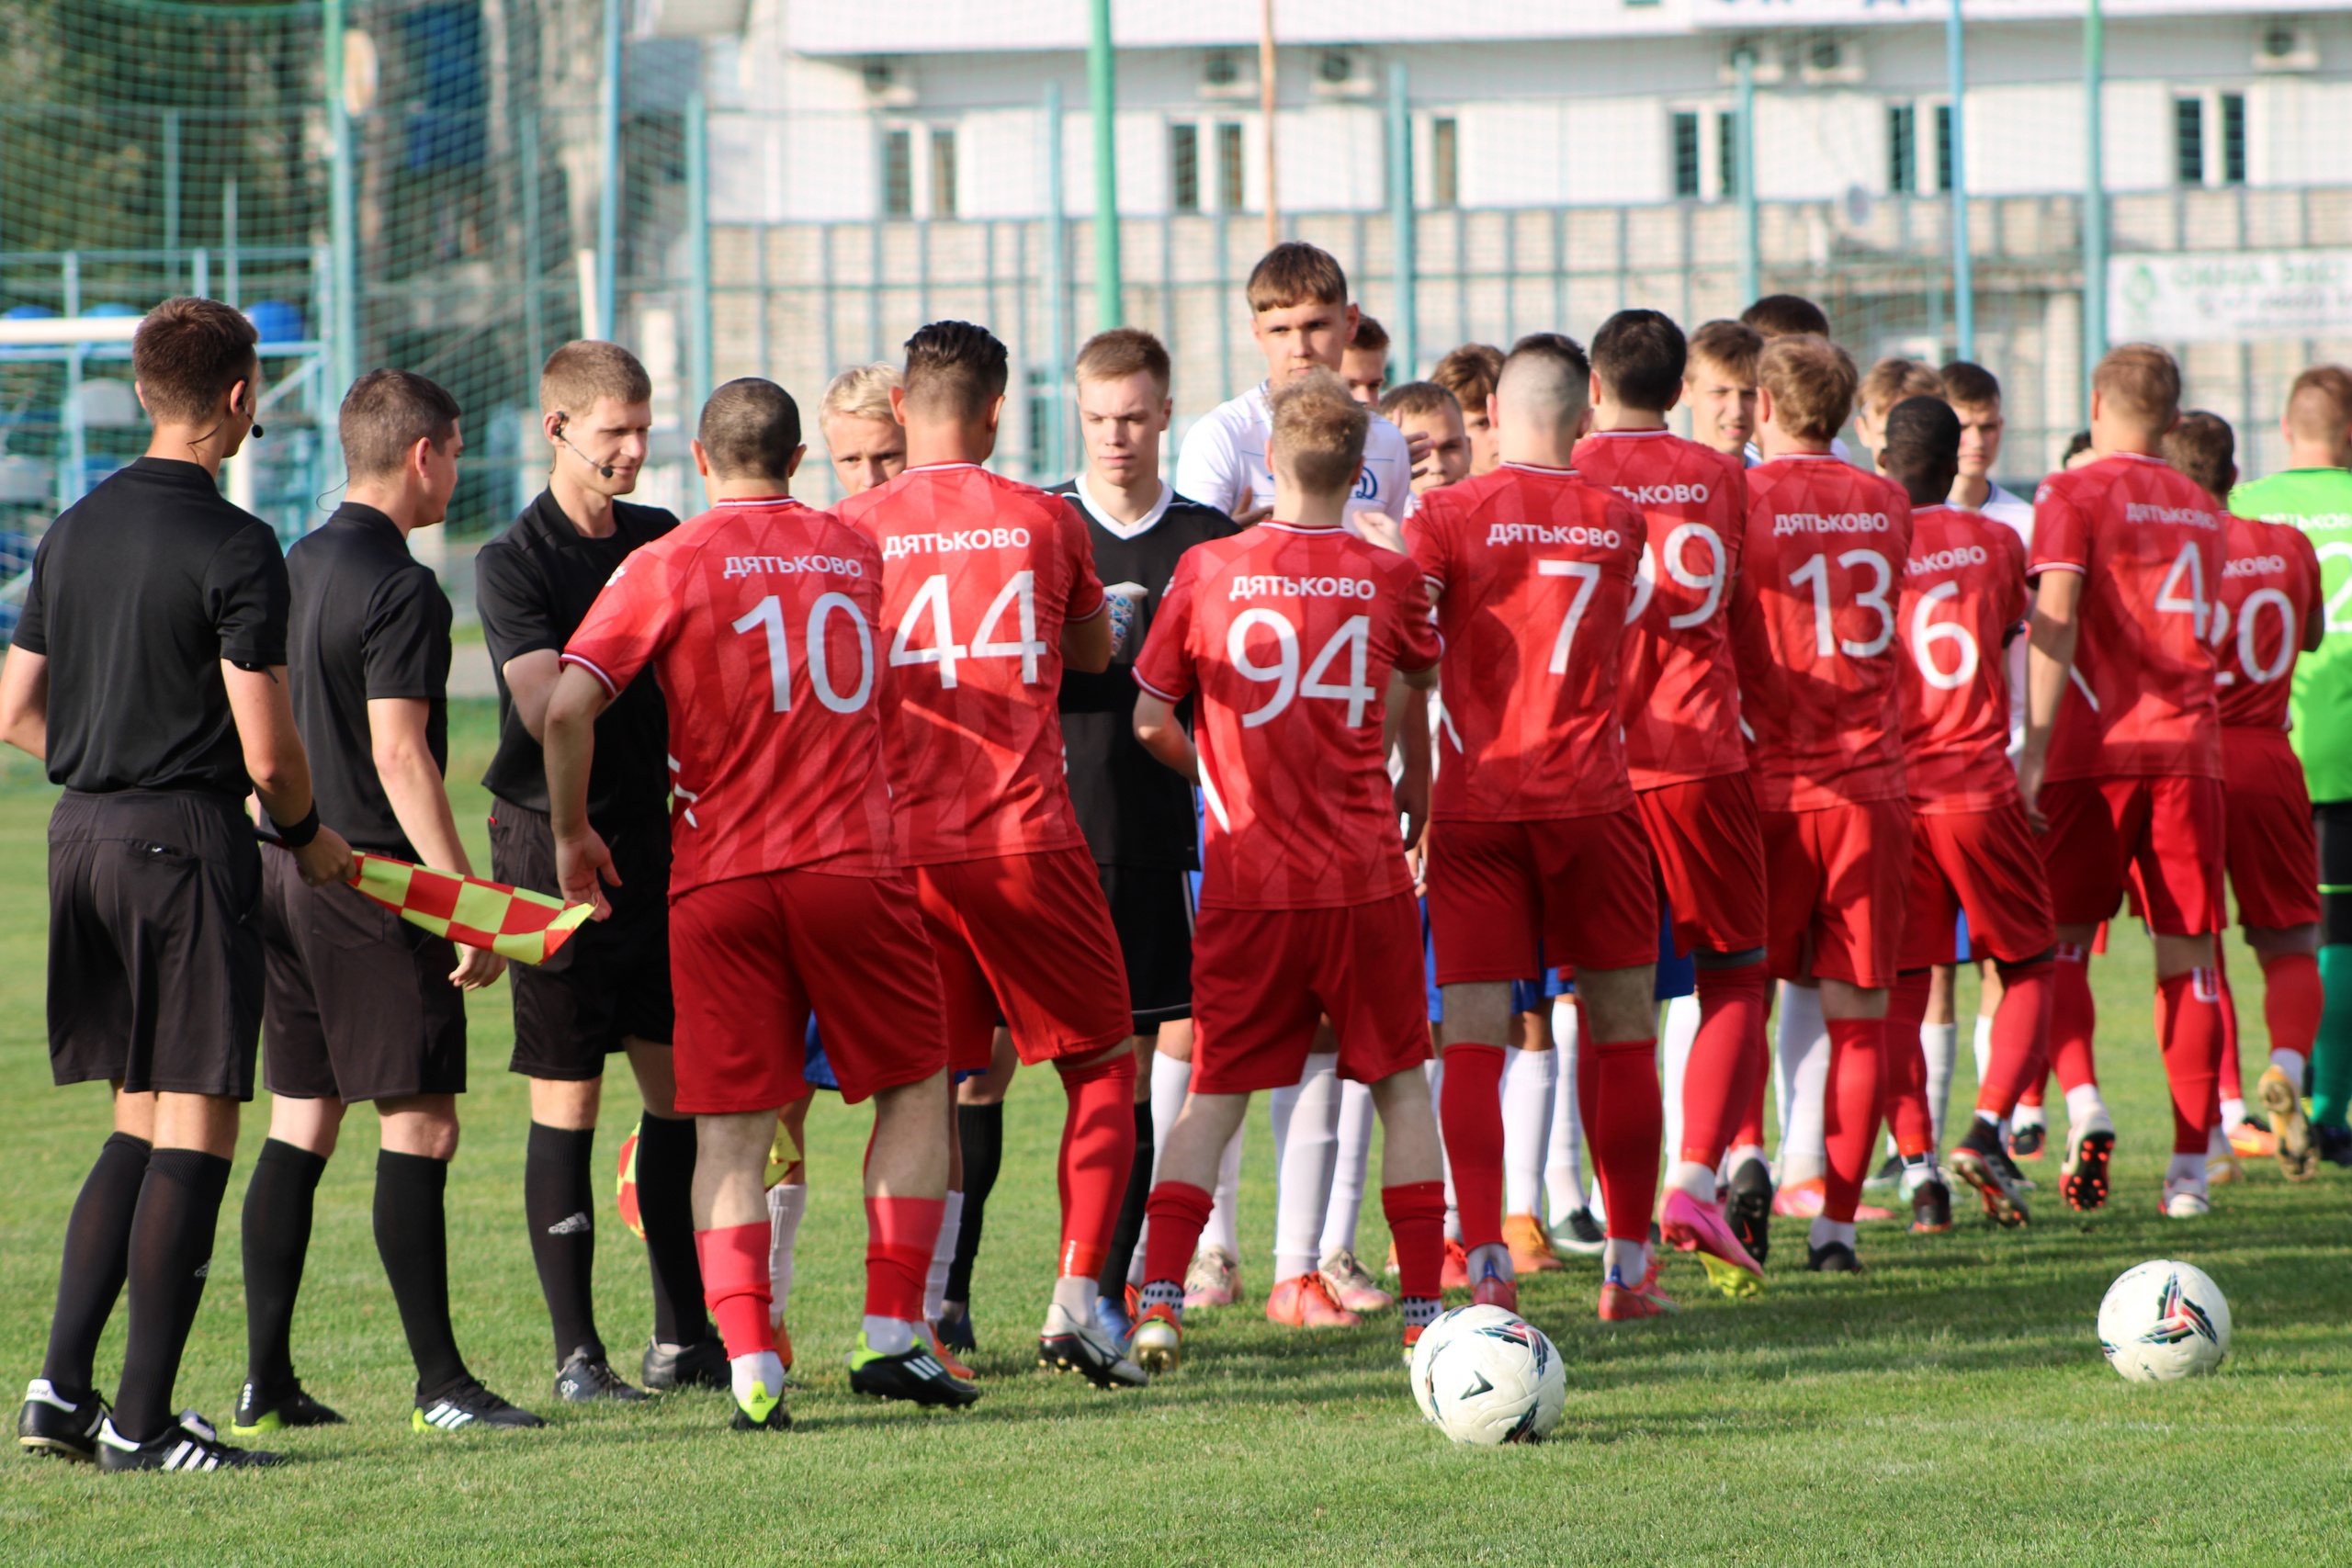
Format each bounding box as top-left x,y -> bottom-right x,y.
2111,250 -> 2352,344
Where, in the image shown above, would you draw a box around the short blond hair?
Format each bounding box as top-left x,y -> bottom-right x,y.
821,362 -> 900,425
1758,334 -> 1860,444
2093,344 -> 2182,432
1073,328 -> 1170,394
1267,370 -> 1368,497
1687,320 -> 1761,385
1860,357 -> 1946,423
539,340 -> 651,418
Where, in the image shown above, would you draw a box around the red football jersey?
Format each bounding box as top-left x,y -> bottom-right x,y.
1731,454 -> 1916,810
1895,503 -> 2029,815
1572,428 -> 1752,790
1132,522 -> 1441,910
561,497 -> 898,894
838,463 -> 1107,865
2030,452 -> 2224,781
2214,512 -> 2324,732
1404,462 -> 1645,820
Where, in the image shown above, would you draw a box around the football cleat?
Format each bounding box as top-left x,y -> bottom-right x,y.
2316,1124 -> 2352,1169
1182,1247 -> 1239,1310
1037,1302 -> 1148,1388
2258,1066 -> 2315,1180
2205,1150 -> 2243,1185
96,1412 -> 283,1472
847,1334 -> 981,1407
1468,1269 -> 1519,1314
729,1371 -> 791,1432
2225,1122 -> 2277,1161
1598,1260 -> 1679,1321
1770,1177 -> 1825,1218
1805,1240 -> 1864,1274
2161,1179 -> 2211,1220
412,1378 -> 545,1432
2009,1117 -> 2047,1159
1862,1152 -> 1905,1193
18,1379 -> 107,1461
554,1349 -> 646,1404
641,1336 -> 729,1392
1398,1320 -> 1426,1363
935,1306 -> 977,1356
1545,1206 -> 1606,1257
1502,1213 -> 1565,1275
1990,1140 -> 2035,1192
1440,1238 -> 1471,1292
2061,1116 -> 2116,1213
1726,1157 -> 1774,1266
1092,1292 -> 1134,1350
1267,1272 -> 1362,1328
924,1325 -> 976,1382
1660,1189 -> 1764,1297
1951,1143 -> 2030,1228
1317,1248 -> 1395,1314
1129,1305 -> 1182,1374
1908,1173 -> 1954,1235
230,1380 -> 345,1438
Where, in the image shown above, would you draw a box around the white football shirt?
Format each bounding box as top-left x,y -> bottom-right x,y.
1176,383 -> 1415,522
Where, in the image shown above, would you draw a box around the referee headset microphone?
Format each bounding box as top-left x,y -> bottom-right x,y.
552,411 -> 616,479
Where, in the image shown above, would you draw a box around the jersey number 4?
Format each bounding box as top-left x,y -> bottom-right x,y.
889,571 -> 1050,689
732,592 -> 877,714
1229,609 -> 1376,728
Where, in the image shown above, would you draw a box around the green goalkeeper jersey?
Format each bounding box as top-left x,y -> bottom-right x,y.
2230,467 -> 2352,801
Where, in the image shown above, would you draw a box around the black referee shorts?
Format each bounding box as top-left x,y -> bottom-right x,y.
1098,863 -> 1194,1034
489,799 -> 673,1079
260,845 -> 467,1103
2317,799 -> 2352,947
46,788 -> 264,1099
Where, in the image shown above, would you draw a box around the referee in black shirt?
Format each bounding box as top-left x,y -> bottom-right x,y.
4,298 -> 353,1472
473,341 -> 718,1391
233,369 -> 553,1440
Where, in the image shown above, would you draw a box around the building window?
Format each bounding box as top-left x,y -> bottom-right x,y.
1888,104 -> 1915,194
1170,123 -> 1200,212
1216,121 -> 1247,210
1934,105 -> 1953,193
881,127 -> 913,217
2174,96 -> 2204,185
1717,111 -> 1739,198
1671,112 -> 1701,198
930,127 -> 957,218
2220,92 -> 2246,185
1431,118 -> 1459,208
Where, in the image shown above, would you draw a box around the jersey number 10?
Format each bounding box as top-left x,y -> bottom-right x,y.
731,592 -> 877,714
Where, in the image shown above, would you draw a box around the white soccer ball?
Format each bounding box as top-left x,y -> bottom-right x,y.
1409,1303 -> 1521,1424
2097,1259 -> 2232,1382
1423,1312 -> 1567,1445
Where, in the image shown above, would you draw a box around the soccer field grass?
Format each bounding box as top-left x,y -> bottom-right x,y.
3,707 -> 2347,1566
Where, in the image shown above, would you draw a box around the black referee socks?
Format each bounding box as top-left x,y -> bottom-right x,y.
1098,1102 -> 1155,1300
39,1131 -> 151,1404
630,1113 -> 709,1348
111,1147 -> 232,1444
375,1149 -> 469,1402
525,1122 -> 605,1365
242,1138 -> 329,1399
946,1102 -> 1005,1308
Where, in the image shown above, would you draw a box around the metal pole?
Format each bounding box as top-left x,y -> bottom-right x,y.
1734,44 -> 1758,306
685,91 -> 712,423
2083,0 -> 2107,413
163,108 -> 181,260
324,0 -> 357,403
1045,80 -> 1069,480
1260,0 -> 1278,251
1947,0 -> 1973,361
598,0 -> 622,343
1089,0 -> 1121,331
1387,60 -> 1417,378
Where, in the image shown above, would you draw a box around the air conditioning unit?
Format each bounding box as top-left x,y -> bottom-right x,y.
1201,50 -> 1257,101
1717,42 -> 1787,86
1308,50 -> 1377,99
2254,21 -> 2317,73
1799,35 -> 1866,85
862,59 -> 916,108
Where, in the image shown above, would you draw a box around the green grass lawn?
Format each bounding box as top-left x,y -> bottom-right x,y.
3,703 -> 2348,1564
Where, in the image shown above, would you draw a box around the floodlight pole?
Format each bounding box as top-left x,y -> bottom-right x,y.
1387,60 -> 1417,378
1089,0 -> 1122,331
1734,44 -> 1758,306
598,0 -> 622,343
1947,0 -> 1973,361
1045,79 -> 1069,481
323,0 -> 357,403
685,90 -> 712,422
2083,0 -> 2108,414
1260,0 -> 1279,250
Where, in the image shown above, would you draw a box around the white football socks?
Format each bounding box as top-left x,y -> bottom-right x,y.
2272,1047 -> 2309,1085
1921,1021 -> 1958,1150
923,1190 -> 962,1325
1601,1236 -> 1646,1284
1544,996 -> 1588,1219
1050,1272 -> 1099,1317
1501,1045 -> 1555,1216
2064,1083 -> 2109,1126
2165,1151 -> 2208,1191
1972,1010 -> 1995,1089
2219,1097 -> 2247,1135
731,1348 -> 786,1405
1667,1158 -> 1717,1202
1659,992 -> 1701,1164
862,1315 -> 916,1356
1269,1053 -> 1340,1283
1775,982 -> 1830,1186
1319,1078 -> 1375,1259
1809,1217 -> 1857,1251
1202,1122 -> 1244,1260
765,1181 -> 806,1323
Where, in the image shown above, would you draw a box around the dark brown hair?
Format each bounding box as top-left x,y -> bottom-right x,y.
1350,314 -> 1389,354
698,378 -> 802,480
339,368 -> 460,480
1591,310 -> 1687,413
1687,319 -> 1763,383
2162,410 -> 2235,504
1939,360 -> 2002,410
132,296 -> 259,423
1376,380 -> 1462,423
903,320 -> 1010,423
1246,242 -> 1350,313
1740,293 -> 1833,340
1431,343 -> 1505,420
539,339 -> 652,417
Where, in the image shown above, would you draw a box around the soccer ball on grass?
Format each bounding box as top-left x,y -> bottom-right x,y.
2097,1259 -> 2231,1382
1410,1305 -> 1566,1444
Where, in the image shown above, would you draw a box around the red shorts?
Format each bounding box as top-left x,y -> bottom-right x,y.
670,869 -> 947,1111
2037,774 -> 2225,936
2223,732 -> 2320,930
1192,891 -> 1430,1095
1761,798 -> 1913,987
915,846 -> 1133,1072
1900,804 -> 2057,970
1426,810 -> 1659,985
1634,773 -> 1769,956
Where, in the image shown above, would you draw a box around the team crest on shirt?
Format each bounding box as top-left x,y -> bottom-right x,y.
1353,468 -> 1377,501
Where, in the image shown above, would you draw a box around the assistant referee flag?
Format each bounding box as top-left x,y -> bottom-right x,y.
346,852 -> 594,964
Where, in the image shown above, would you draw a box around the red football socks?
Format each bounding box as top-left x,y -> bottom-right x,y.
864,1195 -> 944,1324
1438,1043 -> 1508,1253
1140,1180 -> 1216,1292
1381,1181 -> 1447,1301
2262,950 -> 2323,1066
1975,960 -> 2054,1117
1055,1049 -> 1138,1280
2048,942 -> 2098,1094
1883,971 -> 1935,1157
1577,1034 -> 1661,1244
2156,968 -> 2226,1155
1821,1018 -> 1884,1224
1679,963 -> 1768,1167
694,1223 -> 774,1360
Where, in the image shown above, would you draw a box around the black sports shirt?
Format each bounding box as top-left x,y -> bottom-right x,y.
474,490 -> 676,822
11,457 -> 289,796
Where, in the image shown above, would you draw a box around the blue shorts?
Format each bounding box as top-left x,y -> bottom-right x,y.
1422,902 -> 1688,1019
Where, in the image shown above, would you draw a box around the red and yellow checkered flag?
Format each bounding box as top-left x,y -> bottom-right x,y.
346,852 -> 595,964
